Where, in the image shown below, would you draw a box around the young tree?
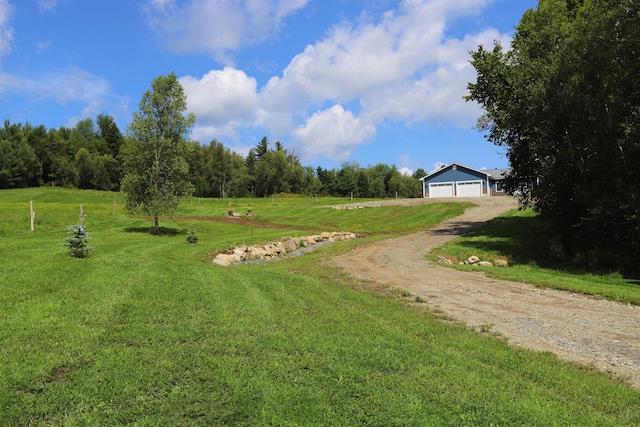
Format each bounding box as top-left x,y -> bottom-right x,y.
121,73 -> 195,234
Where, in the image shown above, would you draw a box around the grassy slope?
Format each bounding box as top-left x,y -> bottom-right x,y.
430,208 -> 640,305
0,188 -> 638,425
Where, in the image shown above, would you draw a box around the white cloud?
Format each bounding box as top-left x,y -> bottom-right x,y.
399,166 -> 413,176
255,0 -> 512,160
36,67 -> 110,105
397,154 -> 415,176
0,0 -> 13,65
292,104 -> 376,162
359,28 -> 507,127
0,66 -> 128,125
1,68 -> 104,102
175,0 -> 514,163
180,67 -> 259,126
145,0 -> 309,63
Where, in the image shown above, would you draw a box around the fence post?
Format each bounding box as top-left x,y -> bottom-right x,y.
30,201 -> 35,231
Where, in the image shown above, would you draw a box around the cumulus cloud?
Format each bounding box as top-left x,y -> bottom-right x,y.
292,104 -> 376,161
397,154 -> 416,176
180,67 -> 260,125
180,0 -> 513,163
145,0 -> 309,63
259,0 -> 511,161
399,167 -> 413,176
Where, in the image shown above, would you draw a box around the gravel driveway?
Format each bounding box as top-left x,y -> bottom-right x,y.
331,197 -> 640,388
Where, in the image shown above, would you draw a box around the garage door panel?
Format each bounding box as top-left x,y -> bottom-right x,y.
429,182 -> 454,198
456,181 -> 482,197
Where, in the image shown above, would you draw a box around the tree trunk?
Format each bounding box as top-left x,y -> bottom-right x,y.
154,215 -> 159,234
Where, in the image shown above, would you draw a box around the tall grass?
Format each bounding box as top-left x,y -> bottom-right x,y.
0,188 -> 638,425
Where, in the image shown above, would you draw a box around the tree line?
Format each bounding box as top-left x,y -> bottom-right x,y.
467,0 -> 640,272
0,119 -> 424,199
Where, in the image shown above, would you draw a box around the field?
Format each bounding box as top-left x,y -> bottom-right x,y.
1,188 -> 639,426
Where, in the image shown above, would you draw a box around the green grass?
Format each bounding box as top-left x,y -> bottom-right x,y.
430,209 -> 640,305
1,188 -> 639,425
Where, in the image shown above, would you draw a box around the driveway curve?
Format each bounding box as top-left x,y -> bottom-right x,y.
331,197 -> 640,388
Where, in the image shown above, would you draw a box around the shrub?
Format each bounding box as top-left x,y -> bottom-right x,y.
186,224 -> 199,244
64,223 -> 94,258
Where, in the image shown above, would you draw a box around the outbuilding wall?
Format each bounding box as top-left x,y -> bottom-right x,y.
422,165 -> 489,197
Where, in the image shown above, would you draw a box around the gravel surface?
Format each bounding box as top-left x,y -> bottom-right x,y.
331,197 -> 640,388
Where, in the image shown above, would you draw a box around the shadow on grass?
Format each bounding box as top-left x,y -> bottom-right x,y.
449,215 -> 552,267
429,220 -> 498,236
123,226 -> 182,236
453,214 -> 640,282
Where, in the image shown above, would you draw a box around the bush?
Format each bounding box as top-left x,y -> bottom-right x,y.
186,224 -> 199,244
64,223 -> 94,258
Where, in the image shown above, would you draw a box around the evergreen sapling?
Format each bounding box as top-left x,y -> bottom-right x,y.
64,222 -> 94,258
186,224 -> 199,244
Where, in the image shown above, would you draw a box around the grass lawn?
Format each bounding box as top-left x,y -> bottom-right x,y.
430,208 -> 640,305
1,188 -> 639,425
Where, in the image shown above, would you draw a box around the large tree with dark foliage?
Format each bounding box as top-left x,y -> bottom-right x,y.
466,0 -> 640,270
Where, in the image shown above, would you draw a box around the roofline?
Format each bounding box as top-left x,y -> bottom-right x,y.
420,162 -> 493,180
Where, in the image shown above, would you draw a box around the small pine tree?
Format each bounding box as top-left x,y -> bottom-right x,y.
64,223 -> 94,258
186,224 -> 199,244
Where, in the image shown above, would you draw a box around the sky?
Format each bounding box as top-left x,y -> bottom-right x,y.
0,0 -> 538,175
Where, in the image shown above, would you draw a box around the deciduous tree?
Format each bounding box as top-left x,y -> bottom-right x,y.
121,73 -> 195,234
467,0 -> 640,269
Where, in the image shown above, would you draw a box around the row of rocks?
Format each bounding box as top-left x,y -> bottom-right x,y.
437,254 -> 509,268
332,205 -> 366,210
212,231 -> 361,266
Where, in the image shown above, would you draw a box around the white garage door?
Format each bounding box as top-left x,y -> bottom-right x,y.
429,182 -> 454,198
456,180 -> 483,197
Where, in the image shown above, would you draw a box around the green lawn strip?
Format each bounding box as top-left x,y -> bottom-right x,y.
252,203 -> 468,236
2,241 -> 638,425
1,189 -> 639,424
430,209 -> 640,305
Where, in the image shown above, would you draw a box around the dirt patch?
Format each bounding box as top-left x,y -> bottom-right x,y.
331,197 -> 640,388
133,215 -> 320,232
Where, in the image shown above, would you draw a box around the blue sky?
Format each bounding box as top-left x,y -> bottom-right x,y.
0,0 -> 537,174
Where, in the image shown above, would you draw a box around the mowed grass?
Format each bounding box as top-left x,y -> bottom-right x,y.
430,208 -> 640,305
0,188 -> 639,425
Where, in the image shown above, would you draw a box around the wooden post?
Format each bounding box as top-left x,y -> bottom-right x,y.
80,204 -> 84,223
30,201 -> 35,231
272,195 -> 275,205
113,198 -> 117,215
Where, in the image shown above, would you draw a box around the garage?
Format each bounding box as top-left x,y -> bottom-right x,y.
421,163 -> 491,198
456,180 -> 483,198
429,182 -> 454,198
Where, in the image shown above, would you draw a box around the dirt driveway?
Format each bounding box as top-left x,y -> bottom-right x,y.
331,197 -> 640,388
